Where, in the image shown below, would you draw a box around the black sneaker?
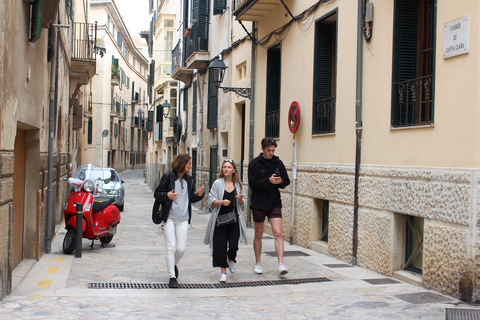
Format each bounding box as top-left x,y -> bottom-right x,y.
174,265 -> 179,279
169,277 -> 178,288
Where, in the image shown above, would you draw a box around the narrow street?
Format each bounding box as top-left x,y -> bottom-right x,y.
0,169 -> 478,319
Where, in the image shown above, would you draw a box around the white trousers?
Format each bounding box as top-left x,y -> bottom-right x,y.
163,219 -> 188,278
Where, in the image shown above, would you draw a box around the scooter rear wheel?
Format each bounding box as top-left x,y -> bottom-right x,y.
63,228 -> 76,254
99,235 -> 113,245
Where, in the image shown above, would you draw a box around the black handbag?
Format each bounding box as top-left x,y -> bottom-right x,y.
152,199 -> 163,224
216,211 -> 237,226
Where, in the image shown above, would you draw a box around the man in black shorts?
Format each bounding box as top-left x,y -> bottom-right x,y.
248,137 -> 290,275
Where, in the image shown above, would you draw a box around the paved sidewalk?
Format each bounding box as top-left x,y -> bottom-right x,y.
1,169 -> 479,319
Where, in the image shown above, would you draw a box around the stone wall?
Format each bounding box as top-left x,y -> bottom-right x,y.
286,163 -> 479,303
0,152 -> 14,299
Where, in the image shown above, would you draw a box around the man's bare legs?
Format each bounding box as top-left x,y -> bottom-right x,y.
254,218 -> 287,274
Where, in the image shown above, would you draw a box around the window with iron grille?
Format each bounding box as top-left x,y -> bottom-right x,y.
207,75 -> 218,130
392,0 -> 435,127
265,45 -> 281,138
313,12 -> 337,135
192,81 -> 197,133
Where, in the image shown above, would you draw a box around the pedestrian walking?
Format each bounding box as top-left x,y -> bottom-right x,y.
154,153 -> 205,288
204,159 -> 248,282
248,137 -> 290,275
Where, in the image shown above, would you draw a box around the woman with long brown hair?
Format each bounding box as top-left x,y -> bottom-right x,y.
204,159 -> 248,282
154,154 -> 205,288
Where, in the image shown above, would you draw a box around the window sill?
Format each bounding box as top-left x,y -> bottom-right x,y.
312,132 -> 335,137
390,124 -> 434,131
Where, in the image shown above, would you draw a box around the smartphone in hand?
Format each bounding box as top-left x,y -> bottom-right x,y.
274,168 -> 280,177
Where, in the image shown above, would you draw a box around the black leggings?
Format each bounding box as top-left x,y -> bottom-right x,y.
212,221 -> 240,268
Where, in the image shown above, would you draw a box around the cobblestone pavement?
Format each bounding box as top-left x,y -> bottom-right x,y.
1,169 -> 479,319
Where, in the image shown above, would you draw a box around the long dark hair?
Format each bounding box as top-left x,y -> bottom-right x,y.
218,159 -> 242,192
171,154 -> 191,174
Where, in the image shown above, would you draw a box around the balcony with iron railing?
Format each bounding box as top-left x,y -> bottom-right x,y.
110,100 -> 120,117
393,75 -> 433,127
232,0 -> 280,21
265,110 -> 280,138
313,97 -> 335,134
71,22 -> 98,98
171,40 -> 194,85
183,20 -> 210,70
118,105 -> 127,121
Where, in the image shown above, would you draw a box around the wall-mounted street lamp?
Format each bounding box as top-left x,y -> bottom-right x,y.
162,101 -> 177,119
208,58 -> 251,99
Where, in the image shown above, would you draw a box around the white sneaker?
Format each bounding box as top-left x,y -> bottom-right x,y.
279,263 -> 288,275
219,273 -> 227,282
254,263 -> 263,274
228,260 -> 236,274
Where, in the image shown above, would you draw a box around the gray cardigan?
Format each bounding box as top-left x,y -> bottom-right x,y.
204,178 -> 248,254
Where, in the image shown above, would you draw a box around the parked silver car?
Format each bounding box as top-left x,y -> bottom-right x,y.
75,166 -> 125,211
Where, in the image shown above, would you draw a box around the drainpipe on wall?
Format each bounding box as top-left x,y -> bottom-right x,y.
246,21 -> 256,228
46,22 -> 60,254
352,0 -> 364,266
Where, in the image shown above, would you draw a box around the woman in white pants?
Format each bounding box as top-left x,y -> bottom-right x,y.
154,154 -> 204,288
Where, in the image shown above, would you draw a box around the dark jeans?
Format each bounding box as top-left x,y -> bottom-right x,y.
212,221 -> 240,268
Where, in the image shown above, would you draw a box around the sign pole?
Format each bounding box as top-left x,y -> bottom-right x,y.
287,101 -> 300,245
289,133 -> 297,245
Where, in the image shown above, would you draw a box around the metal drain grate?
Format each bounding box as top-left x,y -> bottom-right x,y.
323,264 -> 353,268
265,251 -> 310,257
445,308 -> 480,320
88,277 -> 331,289
363,278 -> 400,285
394,291 -> 453,304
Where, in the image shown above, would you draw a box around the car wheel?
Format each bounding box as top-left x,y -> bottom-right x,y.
100,235 -> 113,244
63,229 -> 76,254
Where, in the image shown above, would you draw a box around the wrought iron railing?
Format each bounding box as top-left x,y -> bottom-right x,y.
266,110 -> 280,138
233,0 -> 251,12
313,97 -> 335,134
393,75 -> 433,126
71,22 -> 96,60
184,22 -> 208,60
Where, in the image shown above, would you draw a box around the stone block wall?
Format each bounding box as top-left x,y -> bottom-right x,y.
0,152 -> 14,299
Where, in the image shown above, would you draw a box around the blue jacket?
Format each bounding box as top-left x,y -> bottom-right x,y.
153,170 -> 204,224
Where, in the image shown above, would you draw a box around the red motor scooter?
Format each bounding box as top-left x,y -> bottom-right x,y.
62,163 -> 121,254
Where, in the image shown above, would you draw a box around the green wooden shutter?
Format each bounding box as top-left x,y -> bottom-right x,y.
207,76 -> 217,129
265,46 -> 281,137
313,23 -> 334,101
209,146 -> 218,189
213,0 -> 226,15
192,81 -> 197,133
197,0 -> 209,51
391,0 -> 419,126
88,118 -> 93,144
30,0 -> 44,42
147,110 -> 154,132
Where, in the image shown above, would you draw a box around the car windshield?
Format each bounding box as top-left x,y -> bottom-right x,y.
77,168 -> 118,183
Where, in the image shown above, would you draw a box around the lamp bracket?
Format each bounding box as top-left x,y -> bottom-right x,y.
220,87 -> 251,99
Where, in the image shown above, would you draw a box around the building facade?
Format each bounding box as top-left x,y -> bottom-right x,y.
0,0 -> 97,299
233,0 -> 479,302
89,0 -> 149,172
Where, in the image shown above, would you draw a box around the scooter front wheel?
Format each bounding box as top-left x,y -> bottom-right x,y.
63,228 -> 76,254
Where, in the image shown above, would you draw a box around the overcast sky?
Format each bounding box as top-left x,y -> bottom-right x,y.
114,0 -> 150,36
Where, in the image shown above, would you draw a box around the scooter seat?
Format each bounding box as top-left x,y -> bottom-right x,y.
92,197 -> 115,213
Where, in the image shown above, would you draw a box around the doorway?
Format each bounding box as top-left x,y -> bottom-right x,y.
13,129 -> 26,268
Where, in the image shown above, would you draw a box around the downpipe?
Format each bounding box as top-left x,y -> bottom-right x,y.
352,0 -> 364,265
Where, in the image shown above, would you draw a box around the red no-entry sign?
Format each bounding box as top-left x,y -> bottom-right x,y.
288,101 -> 301,133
